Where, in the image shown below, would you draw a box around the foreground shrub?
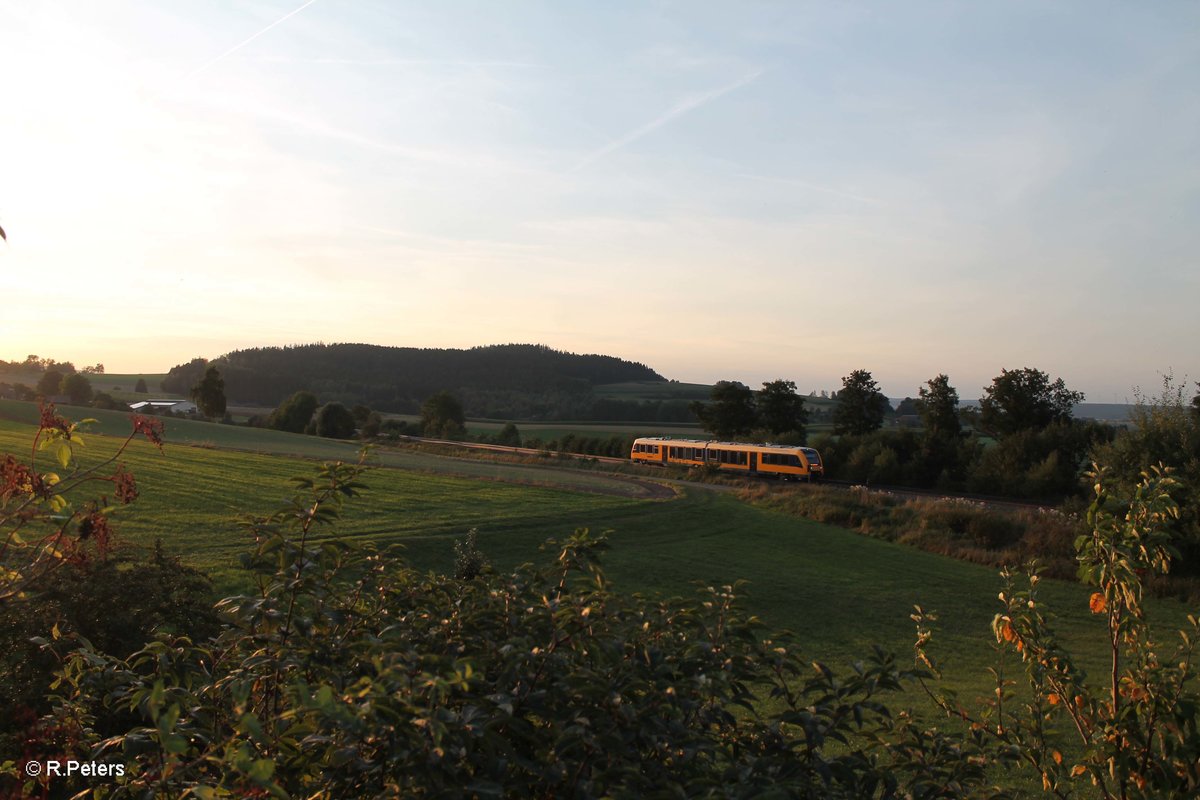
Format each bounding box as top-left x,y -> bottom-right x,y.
0,541 -> 218,754
23,460 -> 1000,799
916,465 -> 1200,797
2,401 -> 164,604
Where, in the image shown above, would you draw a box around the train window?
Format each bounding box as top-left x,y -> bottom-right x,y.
788,455 -> 802,467
739,452 -> 747,465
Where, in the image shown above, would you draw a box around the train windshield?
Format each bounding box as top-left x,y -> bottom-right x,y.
801,448 -> 821,466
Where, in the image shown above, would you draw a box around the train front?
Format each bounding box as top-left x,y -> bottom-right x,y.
800,447 -> 824,481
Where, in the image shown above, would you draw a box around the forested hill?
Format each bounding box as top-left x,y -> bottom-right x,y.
161,343 -> 668,418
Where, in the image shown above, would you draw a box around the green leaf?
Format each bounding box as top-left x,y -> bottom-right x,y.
186,788 -> 223,800
161,733 -> 189,754
238,712 -> 266,744
247,758 -> 275,783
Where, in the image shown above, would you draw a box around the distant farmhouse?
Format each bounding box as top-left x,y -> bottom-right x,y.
129,399 -> 199,415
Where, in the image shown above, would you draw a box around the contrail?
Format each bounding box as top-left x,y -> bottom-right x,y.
188,0 -> 320,79
570,69 -> 763,172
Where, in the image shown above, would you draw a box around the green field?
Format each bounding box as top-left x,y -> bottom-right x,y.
0,371 -> 172,403
4,404 -> 1191,717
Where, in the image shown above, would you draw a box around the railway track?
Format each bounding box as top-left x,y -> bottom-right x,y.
401,436 -> 1054,511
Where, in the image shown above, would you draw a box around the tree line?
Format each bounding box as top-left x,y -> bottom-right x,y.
688,367 -> 1195,506
160,343 -> 665,418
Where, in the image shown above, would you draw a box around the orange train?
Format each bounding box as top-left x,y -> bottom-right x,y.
629,437 -> 824,481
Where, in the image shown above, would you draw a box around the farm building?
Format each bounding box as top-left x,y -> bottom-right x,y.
129,399 -> 199,415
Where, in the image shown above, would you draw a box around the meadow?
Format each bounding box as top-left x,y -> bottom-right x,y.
4,402 -> 1190,719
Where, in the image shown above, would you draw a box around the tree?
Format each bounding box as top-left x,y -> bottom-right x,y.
979,367 -> 1084,437
134,378 -> 149,394
496,422 -> 521,447
59,373 -> 93,405
160,357 -> 209,395
269,391 -> 319,434
91,392 -> 120,411
190,365 -> 227,419
314,402 -> 356,439
690,381 -> 757,439
917,374 -> 961,440
360,412 -> 383,439
36,369 -> 64,397
756,379 -> 808,439
832,370 -> 889,436
421,391 -> 466,438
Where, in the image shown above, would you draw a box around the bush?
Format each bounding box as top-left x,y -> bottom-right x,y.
269,391 -> 319,433
495,422 -> 521,447
0,541 -> 218,753
28,460 -> 999,798
314,402 -> 356,438
1091,373 -> 1200,576
916,465 -> 1200,797
452,527 -> 489,580
91,391 -> 120,410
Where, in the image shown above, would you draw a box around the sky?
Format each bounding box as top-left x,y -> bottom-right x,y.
0,1 -> 1197,401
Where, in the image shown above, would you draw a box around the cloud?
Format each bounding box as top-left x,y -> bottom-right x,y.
569,69 -> 764,172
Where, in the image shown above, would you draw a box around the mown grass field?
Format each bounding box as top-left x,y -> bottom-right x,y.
0,400 -> 668,498
4,404 -> 1191,720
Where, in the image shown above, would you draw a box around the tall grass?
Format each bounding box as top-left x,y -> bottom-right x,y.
736,483 -> 1200,599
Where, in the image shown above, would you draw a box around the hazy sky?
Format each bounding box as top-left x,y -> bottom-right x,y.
1,1 -> 1196,400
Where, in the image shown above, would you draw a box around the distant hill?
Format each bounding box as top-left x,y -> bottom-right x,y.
957,399 -> 1133,423
161,343 -> 671,420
